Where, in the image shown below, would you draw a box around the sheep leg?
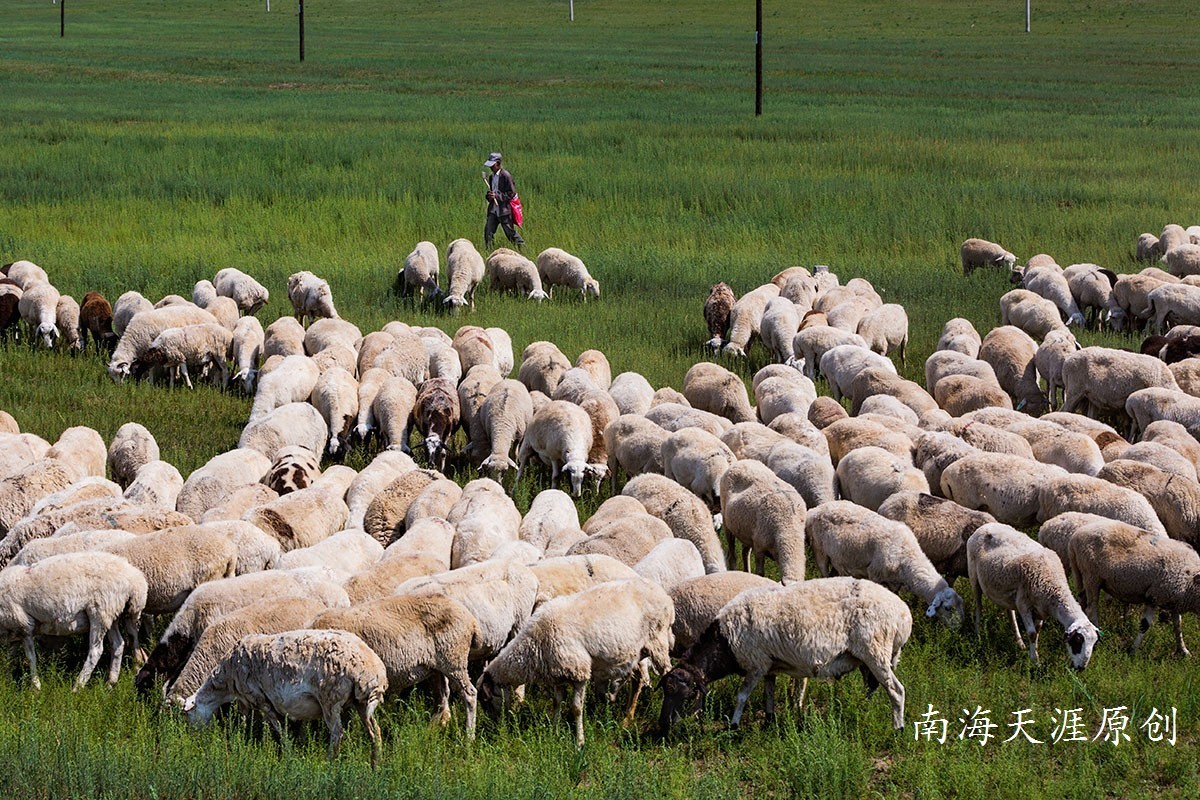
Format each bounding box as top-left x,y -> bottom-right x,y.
570,682 -> 587,749
724,531 -> 738,570
1173,612 -> 1190,658
1009,610 -> 1027,651
763,675 -> 776,723
357,698 -> 383,769
322,700 -> 346,760
23,634 -> 41,691
105,624 -> 126,686
1025,614 -> 1042,665
551,684 -> 565,721
549,462 -> 560,491
449,671 -> 478,740
729,672 -> 763,729
75,612 -> 108,691
971,575 -> 983,633
433,675 -> 452,726
881,668 -> 906,730
1132,604 -> 1156,653
124,613 -> 143,666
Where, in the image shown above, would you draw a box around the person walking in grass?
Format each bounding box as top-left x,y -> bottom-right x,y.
483,152 -> 524,251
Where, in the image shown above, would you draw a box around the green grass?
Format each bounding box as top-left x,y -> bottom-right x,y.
2,0 -> 1200,796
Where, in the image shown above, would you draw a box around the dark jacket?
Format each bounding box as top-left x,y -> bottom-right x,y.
487,168 -> 517,218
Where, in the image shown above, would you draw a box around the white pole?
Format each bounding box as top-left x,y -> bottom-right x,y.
266,0 -> 270,10
569,0 -> 574,21
1025,0 -> 1030,32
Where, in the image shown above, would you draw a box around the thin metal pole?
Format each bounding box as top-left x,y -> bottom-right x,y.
60,0 -> 65,37
569,0 -> 573,21
755,0 -> 762,115
298,0 -> 305,61
1026,0 -> 1030,32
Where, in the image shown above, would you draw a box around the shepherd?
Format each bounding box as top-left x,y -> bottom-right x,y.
483,152 -> 525,252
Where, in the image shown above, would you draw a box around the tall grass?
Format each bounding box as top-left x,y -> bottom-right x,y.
1,0 -> 1199,796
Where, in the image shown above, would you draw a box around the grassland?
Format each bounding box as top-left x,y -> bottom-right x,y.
1,0 -> 1200,797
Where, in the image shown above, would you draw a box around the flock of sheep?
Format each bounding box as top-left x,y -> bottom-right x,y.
2,223 -> 1200,763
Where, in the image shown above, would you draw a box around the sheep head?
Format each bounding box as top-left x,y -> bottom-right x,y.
35,322 -> 59,349
562,459 -> 588,497
1065,620 -> 1099,671
584,279 -> 601,300
657,663 -> 707,736
527,288 -> 549,302
443,295 -> 468,312
925,586 -> 965,629
107,358 -> 132,383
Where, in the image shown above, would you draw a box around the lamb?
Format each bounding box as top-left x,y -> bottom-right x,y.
659,577 -> 910,734
966,523 -> 1098,668
134,569 -> 350,694
176,448 -> 271,521
165,597 -> 329,704
518,489 -> 580,553
101,525 -> 239,616
238,402 -> 329,462
401,241 -> 441,300
107,304 -> 219,382
806,501 -> 963,627
138,323 -> 233,389
661,427 -> 736,508
939,452 -> 1068,527
229,316 -> 265,395
621,474 -> 726,575
477,578 -> 673,747
312,593 -> 481,737
477,379 -> 534,481
723,283 -> 781,357
1068,521 -> 1200,656
856,303 -> 908,364
373,376 -> 419,454
608,372 -> 655,416
877,491 -> 996,581
535,247 -> 600,301
55,294 -> 82,351
961,238 -> 1017,276
835,445 -> 929,512
759,297 -> 802,363
243,466 -> 356,551
414,377 -> 460,470
517,341 -> 572,396
107,422 -> 160,489
516,400 -> 593,497
1060,346 -> 1179,424
263,316 -> 307,359
286,270 -> 338,325
528,554 -> 639,608
1096,460 -> 1200,549
999,289 -> 1071,340
0,551 -> 147,690
184,629 -> 386,767
935,317 -> 982,357
666,571 -> 777,654
311,366 -> 359,459
703,282 -> 736,350
1036,473 -> 1166,536
719,459 -> 806,584
444,238 -> 486,311
17,281 -> 61,348
448,478 -> 522,568
123,460 -> 185,509
485,247 -> 547,300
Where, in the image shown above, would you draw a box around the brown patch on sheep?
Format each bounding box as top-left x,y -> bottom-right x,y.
79,291 -> 116,353
0,294 -> 18,339
250,506 -> 298,545
703,283 -> 735,344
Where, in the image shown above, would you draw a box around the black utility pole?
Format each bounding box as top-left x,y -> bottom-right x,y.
298,0 -> 305,61
60,0 -> 65,37
755,0 -> 763,115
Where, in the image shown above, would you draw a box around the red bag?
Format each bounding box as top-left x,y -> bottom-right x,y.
509,195 -> 524,227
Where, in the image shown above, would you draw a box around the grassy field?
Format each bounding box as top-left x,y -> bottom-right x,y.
2,0 -> 1200,796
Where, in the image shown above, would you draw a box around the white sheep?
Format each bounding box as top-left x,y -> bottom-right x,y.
835,445 -> 929,512
1036,472 -> 1167,536
286,270 -> 338,325
1060,346 -> 1179,424
569,510 -> 672,566
123,460 -> 185,510
940,452 -> 1068,527
106,422 -> 160,489
248,354 -> 320,423
535,247 -> 600,301
242,466 -> 355,551
719,459 -> 807,584
17,281 -> 60,348
101,525 -> 239,616
935,317 -> 982,357
311,366 -> 359,459
229,316 -> 265,395
176,448 -> 271,521
877,491 -> 996,581
1022,265 -> 1086,326
447,478 -> 522,568
139,323 -> 233,389
107,304 -> 219,382
459,364 -> 505,453
486,247 -> 548,300
977,325 -> 1048,415
603,414 -> 668,490
1147,281 -> 1200,333
1096,459 -> 1200,550
444,238 -> 486,311
666,571 -> 777,653
0,551 -> 147,689
857,303 -> 909,364
4,260 -> 49,290
278,528 -> 384,573
1163,243 -> 1200,278
238,402 -> 329,462
477,578 -> 672,748
961,238 -> 1017,276
55,294 -> 82,351
819,344 -> 896,402
477,379 -> 534,481
373,376 -> 419,454
634,537 -> 706,591
759,297 -> 802,363
806,500 -> 963,627
999,289 -> 1070,340
966,522 -> 1098,668
608,372 -> 655,416
517,489 -> 580,553
184,629 -> 386,766
661,427 -> 736,508
263,316 -> 307,359
211,268 -> 269,315
723,283 -> 780,357
517,341 -> 572,396
111,290 -> 154,338
401,241 -> 441,300
659,577 -> 910,733
515,400 -> 593,497
789,325 -> 871,379
528,553 -> 639,608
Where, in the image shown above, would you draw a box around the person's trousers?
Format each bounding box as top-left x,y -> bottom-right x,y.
485,211 -> 524,249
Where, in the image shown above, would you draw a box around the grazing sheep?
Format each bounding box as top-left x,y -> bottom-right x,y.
822,416 -> 915,468
1000,289 -> 1071,340
176,448 -> 271,521
720,420 -> 788,462
303,318 -> 361,358
856,303 -> 908,364
933,374 -> 1013,416
311,367 -> 359,459
1034,329 -> 1080,411
55,294 -> 82,351
666,571 -> 777,654
107,423 -> 160,489
719,460 -> 806,584
102,525 -> 238,616
621,474 -> 725,575
487,327 -> 515,376
681,362 -> 755,424
0,551 -> 147,689
229,316 -> 265,395
443,238 -> 486,311
192,280 -> 217,309
485,247 -> 547,300
961,238 -> 1017,276
936,317 -> 982,358
633,538 -> 706,591
925,351 -> 999,398
1035,511 -> 1115,571
1111,441 -> 1196,480
1147,281 -> 1200,333
1022,266 -> 1086,327
124,460 -> 185,510
263,316 -> 307,360
966,523 -> 1098,668
1065,264 -> 1126,330
1096,460 -> 1200,549
759,297 -> 802,364
447,478 -> 522,568
459,364 -> 505,457
362,468 -> 441,545
877,491 -> 996,581
1068,521 -> 1200,656
535,247 -> 600,301
723,283 -> 781,357
108,305 -> 221,382
661,427 -> 736,508
516,400 -> 593,497
568,511 -> 672,567
940,452 -> 1068,526
239,402 -> 329,462
278,528 -> 384,573
198,518 -> 283,574
644,402 -> 732,438
764,440 -> 837,510
77,291 -> 116,353
1036,472 -> 1166,536
807,501 -> 963,627
528,553 -> 639,608
18,281 -> 61,348
401,241 -> 441,300
212,268 -> 269,315
1137,233 -> 1160,261
1164,243 -> 1200,278
517,341 -> 572,396
287,271 -> 338,325
977,325 -> 1048,415
603,414 -> 668,491
413,377 -> 460,470
473,379 -> 534,481
4,260 -> 48,290
138,323 -> 233,389
478,578 -> 672,748
243,466 -> 355,552
452,325 -> 496,378
249,355 -> 322,424
404,477 -> 463,529
11,529 -> 137,567
1061,347 -> 1179,424
790,326 -> 867,379
371,376 -> 419,454
754,374 -> 817,425
703,282 -> 736,350
518,489 -> 580,553
184,629 -> 386,766
608,372 -> 655,416
111,290 -> 154,338
819,344 -> 896,403
835,445 -> 929,512
659,577 -> 910,734
0,498 -> 191,564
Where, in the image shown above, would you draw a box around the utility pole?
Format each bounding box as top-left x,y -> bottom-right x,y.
1025,0 -> 1031,32
755,0 -> 763,115
569,0 -> 574,21
60,0 -> 65,37
298,0 -> 305,61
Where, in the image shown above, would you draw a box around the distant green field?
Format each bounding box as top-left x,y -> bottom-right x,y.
2,1 -> 1200,797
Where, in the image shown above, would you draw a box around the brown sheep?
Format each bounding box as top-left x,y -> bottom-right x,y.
703,282 -> 736,350
79,291 -> 116,354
